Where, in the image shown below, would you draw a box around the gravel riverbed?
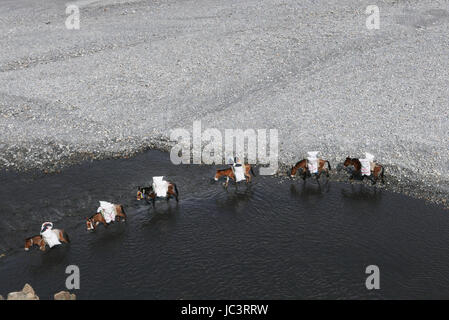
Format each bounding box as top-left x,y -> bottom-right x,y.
0,0 -> 448,206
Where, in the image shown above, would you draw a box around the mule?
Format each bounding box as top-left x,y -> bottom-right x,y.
24,229 -> 70,251
341,157 -> 385,185
289,158 -> 331,181
86,204 -> 127,231
136,182 -> 179,206
214,164 -> 256,187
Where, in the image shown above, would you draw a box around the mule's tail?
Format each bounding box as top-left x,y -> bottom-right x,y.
250,166 -> 256,177
174,183 -> 179,198
63,230 -> 70,243
381,166 -> 385,184
326,160 -> 332,170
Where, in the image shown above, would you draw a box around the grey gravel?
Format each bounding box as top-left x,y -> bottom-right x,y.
0,0 -> 448,207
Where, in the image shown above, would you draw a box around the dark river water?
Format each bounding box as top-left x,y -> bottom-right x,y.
0,150 -> 448,299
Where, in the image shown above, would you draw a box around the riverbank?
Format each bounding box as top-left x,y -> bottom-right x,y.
1,0 -> 448,206
1,138 -> 448,209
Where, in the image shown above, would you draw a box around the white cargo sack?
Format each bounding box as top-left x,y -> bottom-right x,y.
40,223 -> 61,248
153,176 -> 169,197
233,165 -> 246,182
360,159 -> 371,176
361,153 -> 375,176
365,152 -> 375,162
97,201 -> 117,224
307,151 -> 319,174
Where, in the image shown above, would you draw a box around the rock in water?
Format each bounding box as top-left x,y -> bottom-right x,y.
54,291 -> 76,300
7,283 -> 39,300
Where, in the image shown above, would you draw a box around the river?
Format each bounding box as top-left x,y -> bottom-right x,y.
0,150 -> 448,299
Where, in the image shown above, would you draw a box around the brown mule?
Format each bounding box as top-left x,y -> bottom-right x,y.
86,204 -> 127,231
290,159 -> 331,181
342,157 -> 385,185
24,229 -> 70,251
137,183 -> 179,206
214,164 -> 256,187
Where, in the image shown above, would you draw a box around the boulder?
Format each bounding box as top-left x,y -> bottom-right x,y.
54,291 -> 76,300
7,283 -> 39,300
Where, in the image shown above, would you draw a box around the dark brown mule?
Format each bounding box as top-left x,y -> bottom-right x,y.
136,183 -> 179,206
341,157 -> 385,185
86,204 -> 127,231
289,159 -> 331,181
24,229 -> 70,251
214,164 -> 256,187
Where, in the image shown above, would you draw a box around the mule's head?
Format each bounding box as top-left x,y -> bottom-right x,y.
343,157 -> 352,167
24,237 -> 33,251
290,166 -> 297,178
214,170 -> 222,181
86,218 -> 95,231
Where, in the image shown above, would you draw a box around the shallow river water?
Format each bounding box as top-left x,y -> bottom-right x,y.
0,150 -> 448,299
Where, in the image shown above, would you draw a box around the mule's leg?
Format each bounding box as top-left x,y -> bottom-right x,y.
372,174 -> 378,185
101,218 -> 109,228
365,175 -> 375,185
59,230 -> 69,243
245,167 -> 252,183
149,194 -> 156,207
116,206 -> 126,221
117,212 -> 126,222
167,190 -> 175,203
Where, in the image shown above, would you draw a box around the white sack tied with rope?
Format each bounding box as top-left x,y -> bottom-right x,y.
97,201 -> 117,224
233,165 -> 246,182
152,176 -> 169,197
40,222 -> 61,248
360,153 -> 375,176
307,151 -> 319,174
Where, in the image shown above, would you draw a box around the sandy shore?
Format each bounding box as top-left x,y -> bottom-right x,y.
0,0 -> 448,206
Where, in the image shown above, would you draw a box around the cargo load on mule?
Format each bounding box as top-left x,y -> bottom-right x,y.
339,152 -> 385,185
289,151 -> 331,182
214,156 -> 256,188
136,176 -> 179,206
